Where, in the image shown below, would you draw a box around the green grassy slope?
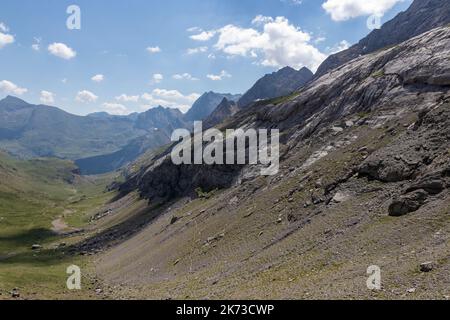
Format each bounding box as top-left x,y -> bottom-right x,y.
0,152 -> 115,299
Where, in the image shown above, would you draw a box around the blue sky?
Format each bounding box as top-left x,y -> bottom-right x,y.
0,0 -> 413,115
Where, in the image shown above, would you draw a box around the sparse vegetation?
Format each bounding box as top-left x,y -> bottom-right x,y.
371,69 -> 385,78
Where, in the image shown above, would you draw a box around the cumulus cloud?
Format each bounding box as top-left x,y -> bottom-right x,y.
172,73 -> 199,81
187,46 -> 208,55
0,22 -> 14,49
252,15 -> 274,25
151,73 -> 164,84
102,102 -> 129,115
141,89 -> 200,113
0,80 -> 28,95
91,74 -> 104,82
322,0 -> 404,21
48,42 -> 77,60
40,91 -> 55,104
207,70 -> 232,81
115,94 -> 139,102
76,90 -> 98,103
147,46 -> 161,54
190,30 -> 216,41
212,16 -> 327,71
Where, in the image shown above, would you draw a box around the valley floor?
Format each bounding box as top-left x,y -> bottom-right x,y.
0,154 -> 117,299
1,106 -> 449,300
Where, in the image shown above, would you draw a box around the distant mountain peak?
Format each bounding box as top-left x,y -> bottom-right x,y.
0,95 -> 30,108
184,92 -> 242,122
238,66 -> 313,108
204,97 -> 239,128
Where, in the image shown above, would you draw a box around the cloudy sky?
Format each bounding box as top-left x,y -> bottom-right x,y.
0,0 -> 412,115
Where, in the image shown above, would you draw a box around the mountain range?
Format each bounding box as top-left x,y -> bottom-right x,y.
2,0 -> 450,300
0,67 -> 313,174
87,0 -> 449,299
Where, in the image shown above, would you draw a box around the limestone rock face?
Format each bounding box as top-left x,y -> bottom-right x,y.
120,27 -> 450,205
315,0 -> 450,78
238,67 -> 313,108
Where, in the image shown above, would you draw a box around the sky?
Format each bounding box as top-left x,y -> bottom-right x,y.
0,0 -> 413,115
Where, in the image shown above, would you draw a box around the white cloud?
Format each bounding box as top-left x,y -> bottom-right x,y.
314,36 -> 326,44
187,26 -> 203,33
322,0 -> 404,21
207,70 -> 232,81
115,94 -> 139,102
147,46 -> 161,54
252,15 -> 274,25
102,102 -> 129,115
40,91 -> 55,104
327,40 -> 351,54
0,31 -> 14,49
0,80 -> 28,95
91,74 -> 105,82
187,46 -> 208,55
213,16 -> 326,71
0,23 -> 14,49
173,73 -> 199,81
141,89 -> 200,113
151,73 -> 164,84
280,0 -> 303,5
190,30 -> 216,41
0,23 -> 9,33
76,90 -> 98,103
48,42 -> 77,60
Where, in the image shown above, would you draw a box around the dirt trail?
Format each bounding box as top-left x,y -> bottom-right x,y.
51,217 -> 68,233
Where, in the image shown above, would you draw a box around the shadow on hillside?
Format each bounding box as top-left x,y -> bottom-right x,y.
68,198 -> 171,254
0,248 -> 72,265
0,228 -> 56,248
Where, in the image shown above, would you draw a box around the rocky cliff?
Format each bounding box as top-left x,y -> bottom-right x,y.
238,66 -> 313,108
315,0 -> 450,78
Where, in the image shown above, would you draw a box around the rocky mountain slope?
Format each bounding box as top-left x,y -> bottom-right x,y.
75,106 -> 189,174
82,26 -> 450,299
184,92 -> 241,122
315,0 -> 450,78
204,98 -> 239,128
238,66 -> 313,108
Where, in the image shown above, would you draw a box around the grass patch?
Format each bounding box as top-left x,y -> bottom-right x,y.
371,69 -> 385,79
0,152 -> 115,299
252,92 -> 300,108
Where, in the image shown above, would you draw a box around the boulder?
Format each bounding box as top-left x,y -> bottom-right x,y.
420,261 -> 434,273
388,190 -> 428,216
332,192 -> 350,203
406,178 -> 445,195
